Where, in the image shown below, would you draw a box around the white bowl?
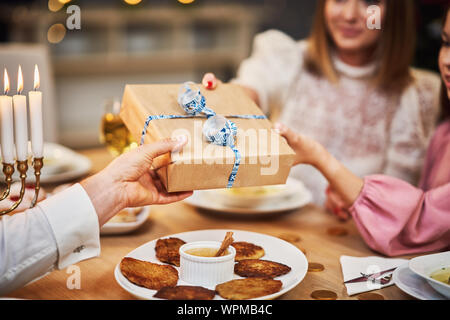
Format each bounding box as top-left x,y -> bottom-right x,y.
179,241 -> 236,287
409,251 -> 450,299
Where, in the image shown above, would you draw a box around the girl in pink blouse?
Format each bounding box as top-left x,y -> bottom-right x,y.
274,8 -> 450,257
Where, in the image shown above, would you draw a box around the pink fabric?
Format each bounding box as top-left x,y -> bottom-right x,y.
419,122 -> 450,191
350,122 -> 450,256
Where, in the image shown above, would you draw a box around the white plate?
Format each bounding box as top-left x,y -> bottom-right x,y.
101,206 -> 150,235
184,178 -> 312,215
408,251 -> 450,299
210,178 -> 302,208
393,263 -> 447,300
114,229 -> 308,300
11,142 -> 92,184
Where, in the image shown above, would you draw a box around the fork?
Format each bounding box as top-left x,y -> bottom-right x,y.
360,272 -> 393,285
344,267 -> 397,284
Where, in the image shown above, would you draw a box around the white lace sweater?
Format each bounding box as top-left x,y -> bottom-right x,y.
233,30 -> 441,204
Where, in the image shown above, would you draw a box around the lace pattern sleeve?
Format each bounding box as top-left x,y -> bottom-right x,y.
383,69 -> 441,185
231,29 -> 304,114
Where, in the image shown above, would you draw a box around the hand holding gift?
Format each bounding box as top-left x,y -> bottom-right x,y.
81,137 -> 193,226
273,122 -> 363,208
202,72 -> 221,90
202,73 -> 260,107
0,137 -> 193,295
120,81 -> 296,192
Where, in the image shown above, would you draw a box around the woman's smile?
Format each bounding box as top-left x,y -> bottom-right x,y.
337,25 -> 364,38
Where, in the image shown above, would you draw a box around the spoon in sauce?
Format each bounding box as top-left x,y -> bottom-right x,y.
215,232 -> 234,257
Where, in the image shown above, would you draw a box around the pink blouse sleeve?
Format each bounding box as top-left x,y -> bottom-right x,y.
349,175 -> 450,257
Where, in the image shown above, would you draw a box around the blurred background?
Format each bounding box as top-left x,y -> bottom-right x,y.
0,0 -> 448,150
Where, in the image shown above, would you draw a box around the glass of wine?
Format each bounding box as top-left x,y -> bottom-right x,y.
99,98 -> 138,157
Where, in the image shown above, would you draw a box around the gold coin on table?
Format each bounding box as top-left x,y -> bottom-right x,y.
357,293 -> 385,300
278,233 -> 301,243
326,227 -> 348,237
308,262 -> 325,272
311,290 -> 338,300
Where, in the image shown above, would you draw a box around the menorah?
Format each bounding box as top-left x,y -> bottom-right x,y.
0,65 -> 44,216
0,157 -> 43,215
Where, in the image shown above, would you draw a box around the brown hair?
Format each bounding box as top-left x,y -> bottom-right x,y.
440,6 -> 450,122
441,86 -> 450,122
305,0 -> 415,92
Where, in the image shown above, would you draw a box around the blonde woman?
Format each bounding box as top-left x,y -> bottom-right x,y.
272,6 -> 450,256
203,0 -> 441,204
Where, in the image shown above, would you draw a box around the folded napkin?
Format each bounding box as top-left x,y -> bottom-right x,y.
340,255 -> 408,296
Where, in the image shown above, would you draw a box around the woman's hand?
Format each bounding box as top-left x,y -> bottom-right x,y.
202,73 -> 221,90
325,186 -> 351,221
201,73 -> 260,106
81,136 -> 193,226
274,122 -> 364,209
273,122 -> 327,167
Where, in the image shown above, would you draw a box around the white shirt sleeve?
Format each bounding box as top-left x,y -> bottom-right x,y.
0,183 -> 100,296
231,29 -> 304,114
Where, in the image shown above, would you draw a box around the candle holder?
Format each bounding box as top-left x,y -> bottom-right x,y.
0,163 -> 14,201
0,157 -> 43,216
30,157 -> 43,208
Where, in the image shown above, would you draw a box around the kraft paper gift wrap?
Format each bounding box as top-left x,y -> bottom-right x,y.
120,83 -> 296,192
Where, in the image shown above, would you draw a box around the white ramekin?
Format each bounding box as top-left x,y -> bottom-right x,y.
179,241 -> 236,287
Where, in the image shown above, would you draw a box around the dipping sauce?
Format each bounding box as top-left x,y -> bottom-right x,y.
185,247 -> 229,257
430,267 -> 450,285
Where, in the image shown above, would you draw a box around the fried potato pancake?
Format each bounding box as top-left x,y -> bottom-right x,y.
215,278 -> 282,300
234,259 -> 291,278
120,257 -> 178,290
154,285 -> 216,300
155,237 -> 186,267
231,241 -> 265,261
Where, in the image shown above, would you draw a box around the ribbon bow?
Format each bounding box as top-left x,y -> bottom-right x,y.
140,82 -> 266,188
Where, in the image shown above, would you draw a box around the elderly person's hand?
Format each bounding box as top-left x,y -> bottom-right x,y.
81,136 -> 192,226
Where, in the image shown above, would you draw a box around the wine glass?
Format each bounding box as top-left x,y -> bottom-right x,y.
99,98 -> 137,157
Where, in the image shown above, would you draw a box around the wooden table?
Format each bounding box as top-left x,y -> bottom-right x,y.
6,148 -> 415,300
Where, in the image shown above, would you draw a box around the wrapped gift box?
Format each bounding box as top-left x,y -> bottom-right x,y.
120,83 -> 295,192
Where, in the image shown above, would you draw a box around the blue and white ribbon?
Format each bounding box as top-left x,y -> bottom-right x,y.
140,82 -> 266,188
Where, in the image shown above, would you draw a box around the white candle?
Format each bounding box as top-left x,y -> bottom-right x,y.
29,65 -> 43,158
12,65 -> 28,161
0,69 -> 15,164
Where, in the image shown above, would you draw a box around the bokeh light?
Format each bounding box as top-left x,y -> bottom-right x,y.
48,0 -> 64,12
178,0 -> 195,4
47,23 -> 66,44
123,0 -> 142,5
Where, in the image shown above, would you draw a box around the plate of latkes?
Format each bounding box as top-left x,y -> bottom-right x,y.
184,178 -> 312,215
100,206 -> 150,235
114,229 -> 308,300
